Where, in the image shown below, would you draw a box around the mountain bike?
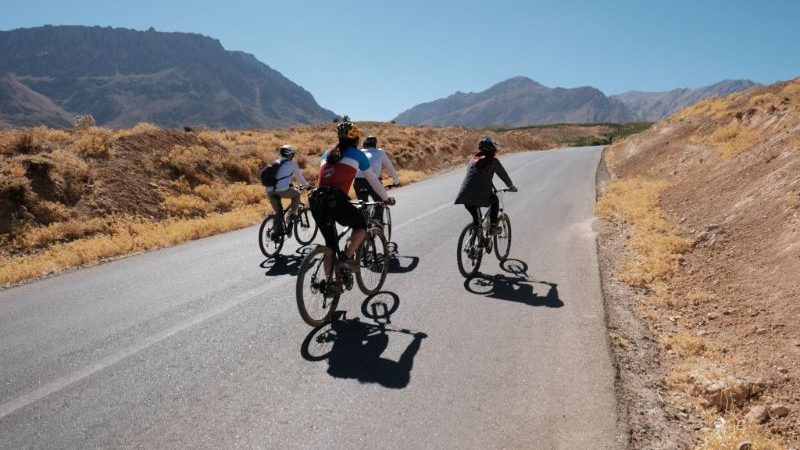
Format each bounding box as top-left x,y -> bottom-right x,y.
258,187 -> 318,257
355,182 -> 396,242
295,201 -> 390,327
456,188 -> 513,278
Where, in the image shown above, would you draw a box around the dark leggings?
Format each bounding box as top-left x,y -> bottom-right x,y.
309,188 -> 367,255
465,195 -> 498,227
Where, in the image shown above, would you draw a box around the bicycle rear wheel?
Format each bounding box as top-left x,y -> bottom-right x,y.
258,215 -> 284,257
296,246 -> 340,327
494,213 -> 512,261
457,223 -> 482,278
294,208 -> 318,245
356,227 -> 389,295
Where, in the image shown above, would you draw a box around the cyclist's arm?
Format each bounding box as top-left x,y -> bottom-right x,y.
291,161 -> 309,187
381,149 -> 401,185
495,160 -> 515,189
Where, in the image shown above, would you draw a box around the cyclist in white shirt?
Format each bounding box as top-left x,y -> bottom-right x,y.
354,135 -> 400,221
266,145 -> 309,230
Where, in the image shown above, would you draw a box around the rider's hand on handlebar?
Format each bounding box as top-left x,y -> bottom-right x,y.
384,197 -> 396,206
509,185 -> 518,192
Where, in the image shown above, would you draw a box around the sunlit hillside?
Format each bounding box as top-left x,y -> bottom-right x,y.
0,121 -> 618,285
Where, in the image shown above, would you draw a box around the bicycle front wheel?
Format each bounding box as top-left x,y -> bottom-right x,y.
356,227 -> 389,295
382,207 -> 392,243
294,208 -> 318,245
457,223 -> 482,278
258,215 -> 284,257
296,246 -> 340,327
494,213 -> 512,261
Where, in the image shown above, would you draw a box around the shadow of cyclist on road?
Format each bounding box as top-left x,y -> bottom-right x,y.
464,258 -> 563,308
300,292 -> 427,389
387,254 -> 419,274
260,245 -> 313,276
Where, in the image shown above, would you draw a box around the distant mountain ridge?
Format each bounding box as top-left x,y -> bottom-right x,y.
394,77 -> 758,127
610,79 -> 759,121
0,25 -> 335,129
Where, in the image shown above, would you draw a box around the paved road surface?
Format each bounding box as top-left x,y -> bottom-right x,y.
0,147 -> 624,449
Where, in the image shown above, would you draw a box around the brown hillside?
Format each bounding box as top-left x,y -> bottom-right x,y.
0,121 -> 613,285
605,77 -> 800,447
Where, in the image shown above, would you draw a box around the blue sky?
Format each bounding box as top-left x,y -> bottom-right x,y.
3,0 -> 799,120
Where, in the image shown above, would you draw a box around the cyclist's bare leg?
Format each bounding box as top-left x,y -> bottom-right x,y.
345,228 -> 366,258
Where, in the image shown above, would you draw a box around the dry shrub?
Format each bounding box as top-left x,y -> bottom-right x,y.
221,158 -> 251,182
700,421 -> 785,450
68,127 -> 114,158
4,129 -> 42,154
72,114 -> 96,130
708,122 -> 760,158
162,145 -> 209,184
131,122 -> 160,134
0,176 -> 34,233
397,169 -> 426,184
163,194 -> 210,217
748,93 -> 778,108
11,217 -> 111,250
667,366 -> 761,412
195,182 -> 265,212
663,334 -> 722,358
674,97 -> 731,121
595,177 -> 691,287
28,200 -> 71,224
19,150 -> 90,207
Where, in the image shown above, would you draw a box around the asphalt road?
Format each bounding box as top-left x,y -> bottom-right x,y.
0,146 -> 625,449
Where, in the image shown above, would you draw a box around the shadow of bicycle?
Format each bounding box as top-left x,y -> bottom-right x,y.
260,245 -> 314,276
300,291 -> 427,389
464,258 -> 564,308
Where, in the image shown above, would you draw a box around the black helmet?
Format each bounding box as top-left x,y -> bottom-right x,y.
337,116 -> 361,141
364,135 -> 377,148
279,145 -> 296,157
479,136 -> 497,152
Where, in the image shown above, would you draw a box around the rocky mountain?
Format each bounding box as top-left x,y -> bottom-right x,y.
394,77 -> 759,127
393,76 -> 637,127
610,79 -> 758,122
0,26 -> 335,129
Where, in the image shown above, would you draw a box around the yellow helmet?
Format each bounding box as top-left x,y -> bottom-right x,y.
337,116 -> 360,140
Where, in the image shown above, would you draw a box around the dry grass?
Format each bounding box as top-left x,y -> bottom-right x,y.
0,121 -> 618,285
595,177 -> 692,287
700,421 -> 786,450
708,122 -> 761,158
0,206 -> 266,286
667,365 -> 760,412
663,334 -> 722,358
68,127 -> 114,158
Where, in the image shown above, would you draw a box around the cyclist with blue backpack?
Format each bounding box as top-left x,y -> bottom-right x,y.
261,145 -> 309,233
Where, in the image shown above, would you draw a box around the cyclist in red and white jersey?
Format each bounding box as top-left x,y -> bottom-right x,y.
308,118 -> 395,271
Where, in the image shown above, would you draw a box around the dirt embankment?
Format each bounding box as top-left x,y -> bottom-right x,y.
0,121 -> 614,286
598,77 -> 800,449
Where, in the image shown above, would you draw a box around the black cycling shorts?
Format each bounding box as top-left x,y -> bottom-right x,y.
309,186 -> 367,252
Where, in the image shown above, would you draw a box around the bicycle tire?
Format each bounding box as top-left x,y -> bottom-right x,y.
296,246 -> 340,327
457,223 -> 482,278
382,207 -> 392,243
494,213 -> 512,261
294,208 -> 318,245
258,215 -> 285,257
356,227 -> 389,295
